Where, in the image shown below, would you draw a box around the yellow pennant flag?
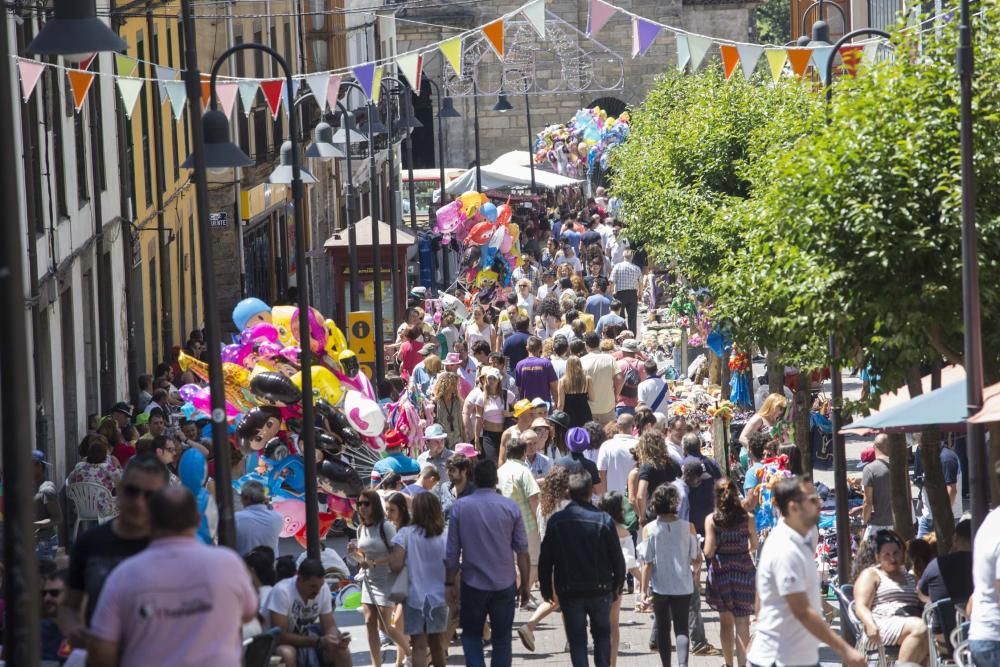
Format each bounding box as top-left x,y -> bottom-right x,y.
372,66 -> 384,103
439,36 -> 463,75
765,49 -> 786,82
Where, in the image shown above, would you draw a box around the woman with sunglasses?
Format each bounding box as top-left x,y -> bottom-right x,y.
348,489 -> 410,667
852,529 -> 928,664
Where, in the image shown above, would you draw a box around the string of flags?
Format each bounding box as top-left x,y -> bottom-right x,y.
13,0 -> 889,119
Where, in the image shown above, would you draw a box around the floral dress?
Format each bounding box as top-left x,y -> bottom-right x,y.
67,461 -> 121,516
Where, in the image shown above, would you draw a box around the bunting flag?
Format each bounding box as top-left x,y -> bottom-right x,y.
688,34 -> 714,71
371,66 -> 384,103
676,33 -> 690,71
116,77 -> 144,119
586,0 -> 617,37
482,19 -> 505,61
16,58 -> 45,102
115,53 -> 138,77
351,63 -> 377,100
200,74 -> 211,109
522,0 -> 546,39
439,36 -> 464,75
305,73 -> 331,110
66,69 -> 95,112
326,74 -> 343,112
156,65 -> 177,99
162,80 -> 187,119
786,48 -> 813,78
216,81 -> 239,120
238,80 -> 259,116
811,46 -> 836,84
396,52 -> 422,89
736,44 -> 763,80
862,40 -> 881,63
839,44 -> 864,77
260,79 -> 285,119
632,17 -> 662,58
765,48 -> 787,82
719,44 -> 740,80
79,54 -> 97,71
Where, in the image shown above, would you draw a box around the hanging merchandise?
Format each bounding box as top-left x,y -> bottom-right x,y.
534,106 -> 630,179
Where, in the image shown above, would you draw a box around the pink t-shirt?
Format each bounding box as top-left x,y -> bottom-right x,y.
91,536 -> 257,667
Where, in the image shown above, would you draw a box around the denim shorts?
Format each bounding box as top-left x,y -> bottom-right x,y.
970,639 -> 1000,667
403,600 -> 449,636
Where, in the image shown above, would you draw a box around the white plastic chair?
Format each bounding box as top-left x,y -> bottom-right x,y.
65,482 -> 117,541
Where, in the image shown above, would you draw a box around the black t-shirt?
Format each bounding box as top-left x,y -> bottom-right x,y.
638,461 -> 680,520
68,522 -> 149,624
555,454 -> 601,487
918,551 -> 974,606
502,332 -> 531,371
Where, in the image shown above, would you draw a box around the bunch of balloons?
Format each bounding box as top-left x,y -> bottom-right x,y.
534,106 -> 630,178
432,190 -> 522,303
176,297 -> 397,546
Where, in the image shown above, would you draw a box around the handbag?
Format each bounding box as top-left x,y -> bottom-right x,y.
387,565 -> 409,604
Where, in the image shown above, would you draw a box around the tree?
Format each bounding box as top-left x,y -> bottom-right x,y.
754,0 -> 792,46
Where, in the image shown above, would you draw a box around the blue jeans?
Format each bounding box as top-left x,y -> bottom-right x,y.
561,593 -> 612,667
970,639 -> 1000,667
615,405 -> 636,417
917,515 -> 934,538
459,583 -> 516,667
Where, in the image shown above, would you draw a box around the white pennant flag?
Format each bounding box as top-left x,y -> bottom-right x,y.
676,33 -> 690,71
736,44 -> 764,80
156,65 -> 177,100
688,35 -> 714,71
396,52 -> 422,88
162,80 -> 188,120
216,81 -> 239,120
378,14 -> 396,41
116,77 -> 144,119
862,40 -> 881,63
304,73 -> 331,111
238,80 -> 259,116
522,0 -> 546,39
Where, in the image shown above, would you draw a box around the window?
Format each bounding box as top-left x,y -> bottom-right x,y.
49,67 -> 68,217
253,30 -> 264,78
88,73 -> 106,191
137,34 -> 153,208
74,109 -> 89,203
270,26 -> 278,76
254,108 -> 268,164
15,18 -> 44,234
167,25 -> 179,181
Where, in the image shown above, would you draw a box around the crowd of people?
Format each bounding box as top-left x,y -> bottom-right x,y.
19,192 -> 1000,667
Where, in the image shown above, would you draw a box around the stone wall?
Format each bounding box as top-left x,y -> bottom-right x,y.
395,0 -> 757,169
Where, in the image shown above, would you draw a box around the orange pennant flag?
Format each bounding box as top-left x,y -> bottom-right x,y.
786,48 -> 813,79
720,44 -> 740,80
839,45 -> 864,77
482,19 -> 505,60
201,73 -> 211,108
67,69 -> 95,111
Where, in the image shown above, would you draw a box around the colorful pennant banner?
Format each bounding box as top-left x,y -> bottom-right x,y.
304,73 -> 330,111
162,80 -> 187,119
396,53 -> 422,89
260,79 -> 285,119
719,44 -> 739,80
216,81 -> 239,120
482,19 -> 505,61
67,70 -> 95,112
587,0 -> 617,37
238,80 -> 259,116
522,0 -> 546,39
439,36 -> 464,76
326,74 -> 343,113
115,53 -> 138,77
116,77 -> 144,119
736,44 -> 764,80
16,58 -> 45,102
632,17 -> 661,58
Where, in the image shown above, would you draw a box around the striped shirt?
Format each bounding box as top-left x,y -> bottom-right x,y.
610,261 -> 642,292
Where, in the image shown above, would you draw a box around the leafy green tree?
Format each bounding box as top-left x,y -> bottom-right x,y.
754,0 -> 792,46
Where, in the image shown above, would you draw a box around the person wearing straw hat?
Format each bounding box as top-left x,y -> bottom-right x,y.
499,399 -> 536,466
418,424 -> 454,481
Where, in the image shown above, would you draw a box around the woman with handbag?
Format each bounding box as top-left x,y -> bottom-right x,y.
348,489 -> 410,667
388,492 -> 449,667
704,479 -> 757,667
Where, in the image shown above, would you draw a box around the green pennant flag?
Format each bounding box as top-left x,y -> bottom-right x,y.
115,53 -> 138,77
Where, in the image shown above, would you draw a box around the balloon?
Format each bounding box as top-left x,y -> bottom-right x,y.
221,344 -> 245,365
343,390 -> 385,436
270,305 -> 297,347
500,230 -> 513,254
480,202 -> 498,222
433,199 -> 464,240
496,203 -> 513,226
272,498 -> 307,538
242,322 -> 280,346
319,459 -> 365,497
292,307 -> 327,354
459,191 -> 486,217
324,320 -> 348,358
178,449 -> 214,544
467,220 -> 495,245
250,371 -> 302,404
232,297 -> 271,331
292,365 -> 343,405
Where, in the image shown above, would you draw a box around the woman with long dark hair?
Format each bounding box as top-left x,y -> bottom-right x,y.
704,479 -> 758,667
598,491 -> 643,667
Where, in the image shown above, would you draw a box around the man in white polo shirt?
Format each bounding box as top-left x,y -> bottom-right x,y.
748,476 -> 864,667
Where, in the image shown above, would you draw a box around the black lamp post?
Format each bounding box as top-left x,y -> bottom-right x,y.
473,80 -> 483,191
492,92 -> 537,194
381,76 -> 409,336
182,41 -> 322,559
384,77 -> 423,302
822,28 -> 890,629
399,93 -> 423,237
330,101 -> 364,313
424,77 -> 461,291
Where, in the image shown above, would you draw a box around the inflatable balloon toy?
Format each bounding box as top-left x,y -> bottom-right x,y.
433,199 -> 465,243
250,371 -> 302,405
241,322 -> 280,346
270,305 -> 298,347
496,201 -> 513,226
467,220 -> 495,246
292,365 -> 343,405
459,190 -> 487,217
236,406 -> 285,452
324,319 -> 348,359
480,201 -> 498,222
291,307 -> 328,355
179,448 -> 217,544
343,390 -> 385,436
338,349 -> 360,379
233,297 -> 272,331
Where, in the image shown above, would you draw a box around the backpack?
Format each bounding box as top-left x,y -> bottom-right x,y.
620,364 -> 641,399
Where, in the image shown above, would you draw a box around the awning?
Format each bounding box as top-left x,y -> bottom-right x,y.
842,376 -> 1000,434
445,156 -> 583,195
323,216 -> 416,249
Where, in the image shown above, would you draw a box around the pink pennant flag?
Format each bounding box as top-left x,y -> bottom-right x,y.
587,0 -> 617,37
215,81 -> 239,120
326,74 -> 343,112
17,58 -> 45,102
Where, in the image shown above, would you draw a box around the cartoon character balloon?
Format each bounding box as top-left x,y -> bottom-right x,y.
178,448 -> 217,544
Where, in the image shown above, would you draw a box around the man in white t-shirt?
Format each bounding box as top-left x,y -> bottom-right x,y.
637,359 -> 670,418
268,558 -> 353,666
969,470 -> 1000,665
664,416 -> 687,468
597,414 -> 638,494
748,476 -> 864,667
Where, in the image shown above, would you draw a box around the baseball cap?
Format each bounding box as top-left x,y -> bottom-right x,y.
110,402 -> 133,418
530,397 -> 549,411
135,412 -> 151,426
512,399 -> 533,418
32,450 -> 51,466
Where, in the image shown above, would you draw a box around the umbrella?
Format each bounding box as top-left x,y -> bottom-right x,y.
841,380 -> 969,434
968,380 -> 1000,424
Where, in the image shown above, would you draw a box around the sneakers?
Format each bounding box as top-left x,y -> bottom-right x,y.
518,625 -> 536,652
691,642 -> 722,656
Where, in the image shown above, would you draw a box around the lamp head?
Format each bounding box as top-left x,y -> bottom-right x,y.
492,94 -> 513,113
439,96 -> 461,119
396,94 -> 423,129
305,121 -> 345,160
267,141 -> 318,184
27,0 -> 126,57
807,19 -> 831,47
182,109 -> 252,172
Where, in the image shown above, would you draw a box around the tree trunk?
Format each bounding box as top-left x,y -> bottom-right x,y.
766,349 -> 784,395
721,349 -> 732,401
887,433 -> 915,541
794,383 -> 812,474
989,422 -> 1000,508
708,350 -> 722,386
920,428 -> 955,555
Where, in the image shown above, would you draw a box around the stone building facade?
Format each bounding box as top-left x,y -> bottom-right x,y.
395,0 -> 758,171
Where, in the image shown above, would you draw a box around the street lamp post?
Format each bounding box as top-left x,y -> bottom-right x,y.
332,101 -> 361,312
492,92 -> 537,194
423,78 -> 461,292
382,76 -> 407,336
473,80 -> 483,191
183,40 -> 322,558
360,101 -> 388,384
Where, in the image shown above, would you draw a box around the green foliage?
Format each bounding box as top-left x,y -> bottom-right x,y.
754,0 -> 792,46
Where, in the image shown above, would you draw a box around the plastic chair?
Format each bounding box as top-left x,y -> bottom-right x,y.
953,640 -> 972,667
65,482 -> 117,541
849,600 -> 897,667
924,597 -> 956,666
835,584 -> 857,647
242,627 -> 279,667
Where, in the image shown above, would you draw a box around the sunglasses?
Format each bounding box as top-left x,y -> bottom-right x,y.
123,483 -> 156,500
357,501 -> 372,507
